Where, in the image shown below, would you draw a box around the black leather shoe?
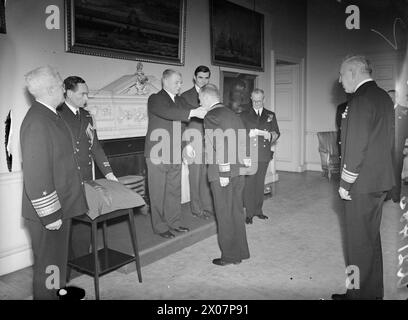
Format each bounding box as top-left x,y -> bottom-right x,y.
57,286 -> 86,300
257,214 -> 268,220
203,210 -> 214,218
246,217 -> 253,224
158,231 -> 175,238
172,226 -> 190,233
212,258 -> 241,266
331,293 -> 348,300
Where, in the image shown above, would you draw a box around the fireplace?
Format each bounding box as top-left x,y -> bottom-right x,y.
94,136 -> 150,208
94,137 -> 146,179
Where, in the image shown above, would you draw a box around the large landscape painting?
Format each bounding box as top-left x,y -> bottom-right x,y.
210,0 -> 264,71
65,0 -> 186,65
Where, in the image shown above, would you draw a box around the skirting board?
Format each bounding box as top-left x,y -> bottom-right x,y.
306,163 -> 323,172
0,245 -> 32,276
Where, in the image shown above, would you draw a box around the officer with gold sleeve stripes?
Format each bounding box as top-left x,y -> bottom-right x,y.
58,76 -> 118,259
332,55 -> 395,300
20,66 -> 88,299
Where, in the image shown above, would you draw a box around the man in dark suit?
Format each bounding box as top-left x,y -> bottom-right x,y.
332,55 -> 395,300
20,66 -> 88,299
180,66 -> 214,219
145,69 -> 207,239
201,84 -> 250,266
240,89 -> 280,224
58,76 -> 118,259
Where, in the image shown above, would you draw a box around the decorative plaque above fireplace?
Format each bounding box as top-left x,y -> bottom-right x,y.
85,63 -> 161,140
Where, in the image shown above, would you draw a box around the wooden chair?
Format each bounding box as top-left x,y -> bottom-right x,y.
317,131 -> 341,181
67,207 -> 142,300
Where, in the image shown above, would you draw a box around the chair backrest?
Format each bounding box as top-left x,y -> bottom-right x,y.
317,131 -> 339,156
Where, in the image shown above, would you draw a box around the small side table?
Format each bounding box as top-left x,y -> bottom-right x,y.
67,207 -> 142,300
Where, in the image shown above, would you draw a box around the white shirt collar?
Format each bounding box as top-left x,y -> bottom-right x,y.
36,99 -> 57,114
65,101 -> 79,115
194,84 -> 201,93
208,102 -> 220,110
354,78 -> 374,92
164,89 -> 176,102
253,107 -> 263,115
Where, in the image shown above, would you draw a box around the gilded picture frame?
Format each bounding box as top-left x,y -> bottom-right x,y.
210,0 -> 264,71
65,0 -> 187,65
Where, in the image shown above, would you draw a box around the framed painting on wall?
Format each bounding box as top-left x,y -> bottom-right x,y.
65,0 -> 187,65
220,71 -> 257,114
210,0 -> 264,71
0,0 -> 6,34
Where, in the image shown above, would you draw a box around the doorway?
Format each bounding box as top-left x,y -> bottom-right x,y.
274,58 -> 305,172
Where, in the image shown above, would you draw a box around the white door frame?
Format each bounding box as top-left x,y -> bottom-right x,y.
271,51 -> 306,173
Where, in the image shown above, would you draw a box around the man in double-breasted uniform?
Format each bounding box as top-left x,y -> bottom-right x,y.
58,76 -> 118,258
333,55 -> 394,300
201,84 -> 250,266
20,66 -> 88,299
240,89 -> 280,224
58,76 -> 117,182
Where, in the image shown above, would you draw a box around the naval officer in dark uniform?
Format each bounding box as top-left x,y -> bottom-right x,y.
240,89 -> 280,224
58,76 -> 117,182
201,84 -> 250,266
58,76 -> 118,258
21,66 -> 88,299
332,55 -> 394,300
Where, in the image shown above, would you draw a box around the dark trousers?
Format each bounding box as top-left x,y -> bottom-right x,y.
25,219 -> 71,300
344,191 -> 386,299
244,161 -> 269,218
146,158 -> 182,233
188,163 -> 213,214
210,176 -> 250,262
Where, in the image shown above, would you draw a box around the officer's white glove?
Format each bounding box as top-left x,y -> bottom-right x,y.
220,177 -> 230,187
249,129 -> 258,138
46,219 -> 62,230
242,158 -> 251,167
263,131 -> 271,141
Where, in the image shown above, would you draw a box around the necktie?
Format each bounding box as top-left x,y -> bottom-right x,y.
75,110 -> 80,120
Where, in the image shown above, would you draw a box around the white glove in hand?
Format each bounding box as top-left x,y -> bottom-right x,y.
338,187 -> 352,200
249,129 -> 258,138
220,177 -> 230,187
45,219 -> 62,230
242,158 -> 251,167
185,144 -> 195,159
